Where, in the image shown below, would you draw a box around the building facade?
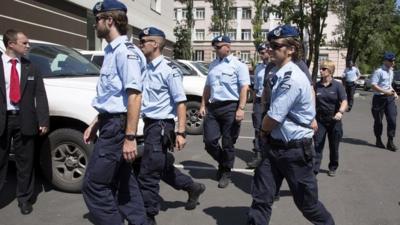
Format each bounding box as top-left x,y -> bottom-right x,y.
0,0 -> 176,56
174,0 -> 346,77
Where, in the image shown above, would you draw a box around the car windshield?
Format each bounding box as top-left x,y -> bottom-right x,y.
191,62 -> 209,75
28,43 -> 99,77
394,71 -> 400,81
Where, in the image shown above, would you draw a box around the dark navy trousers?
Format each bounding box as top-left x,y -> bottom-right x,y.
314,120 -> 343,173
82,115 -> 146,225
252,98 -> 263,153
248,142 -> 335,225
203,101 -> 240,169
371,95 -> 397,138
138,119 -> 193,218
345,82 -> 356,109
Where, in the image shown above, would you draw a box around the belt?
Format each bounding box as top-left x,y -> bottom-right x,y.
143,117 -> 174,125
98,113 -> 126,121
208,100 -> 238,107
255,97 -> 262,103
7,110 -> 19,115
269,137 -> 313,149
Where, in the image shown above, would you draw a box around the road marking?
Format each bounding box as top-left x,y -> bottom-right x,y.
238,136 -> 254,139
174,164 -> 254,173
242,120 -> 252,123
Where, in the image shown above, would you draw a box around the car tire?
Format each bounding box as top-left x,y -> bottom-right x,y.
247,90 -> 253,103
186,101 -> 203,135
40,128 -> 93,192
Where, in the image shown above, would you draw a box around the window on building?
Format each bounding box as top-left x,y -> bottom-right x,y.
229,8 -> 237,19
150,0 -> 162,14
195,29 -> 205,41
319,54 -> 329,63
239,51 -> 251,63
193,50 -> 204,61
195,8 -> 205,20
241,29 -> 251,41
261,29 -> 269,41
242,7 -> 252,19
228,30 -> 236,41
212,31 -> 220,38
174,8 -> 178,20
182,9 -> 188,19
211,51 -> 217,60
231,51 -> 236,57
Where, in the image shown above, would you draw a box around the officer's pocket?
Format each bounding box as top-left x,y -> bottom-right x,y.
89,154 -> 119,184
99,121 -> 120,139
100,68 -> 121,92
221,72 -> 234,84
148,82 -> 163,102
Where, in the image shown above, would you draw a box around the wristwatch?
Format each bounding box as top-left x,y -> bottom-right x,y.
125,134 -> 137,141
239,105 -> 246,110
176,131 -> 186,138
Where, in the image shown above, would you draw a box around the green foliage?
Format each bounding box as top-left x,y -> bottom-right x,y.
336,0 -> 400,73
173,0 -> 194,60
252,0 -> 269,48
208,0 -> 233,35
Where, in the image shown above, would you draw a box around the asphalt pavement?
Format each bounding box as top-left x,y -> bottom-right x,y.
1,90 -> 400,225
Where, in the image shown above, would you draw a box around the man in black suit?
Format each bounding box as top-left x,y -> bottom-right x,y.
0,29 -> 49,215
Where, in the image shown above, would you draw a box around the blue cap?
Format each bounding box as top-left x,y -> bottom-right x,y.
257,43 -> 268,52
93,0 -> 127,16
267,25 -> 299,41
383,51 -> 396,61
139,27 -> 166,39
211,35 -> 231,45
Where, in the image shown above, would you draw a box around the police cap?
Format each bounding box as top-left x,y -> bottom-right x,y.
211,35 -> 231,46
267,25 -> 299,41
257,43 -> 268,52
93,0 -> 127,16
139,27 -> 166,39
383,51 -> 396,61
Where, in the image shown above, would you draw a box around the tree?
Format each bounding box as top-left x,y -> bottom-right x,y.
208,0 -> 233,35
252,0 -> 269,48
173,0 -> 194,59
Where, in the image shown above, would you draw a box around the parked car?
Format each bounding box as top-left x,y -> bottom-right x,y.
364,74 -> 373,91
80,50 -> 104,68
355,74 -> 368,88
1,38 -> 144,192
392,71 -> 400,93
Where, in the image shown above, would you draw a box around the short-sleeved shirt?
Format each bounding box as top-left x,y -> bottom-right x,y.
267,61 -> 315,142
315,80 -> 347,121
254,62 -> 267,97
92,35 -> 145,113
371,65 -> 393,95
342,66 -> 360,82
141,55 -> 187,119
205,54 -> 250,103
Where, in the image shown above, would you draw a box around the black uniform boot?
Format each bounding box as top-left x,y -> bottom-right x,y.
376,137 -> 385,149
247,152 -> 262,169
387,138 -> 398,152
185,182 -> 206,210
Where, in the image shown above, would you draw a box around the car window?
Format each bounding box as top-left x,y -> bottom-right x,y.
92,56 -> 104,68
167,59 -> 194,76
28,43 -> 99,77
174,61 -> 197,76
192,62 -> 209,75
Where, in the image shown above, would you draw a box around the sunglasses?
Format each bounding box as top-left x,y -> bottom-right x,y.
269,42 -> 289,50
320,67 -> 329,71
258,51 -> 268,55
139,39 -> 156,44
95,15 -> 107,23
213,44 -> 227,50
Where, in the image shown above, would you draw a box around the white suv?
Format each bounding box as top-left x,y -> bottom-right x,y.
1,38 -> 144,192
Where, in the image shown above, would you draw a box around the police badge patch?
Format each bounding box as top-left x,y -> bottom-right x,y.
127,54 -> 138,60
273,27 -> 282,37
143,28 -> 149,35
95,2 -> 103,11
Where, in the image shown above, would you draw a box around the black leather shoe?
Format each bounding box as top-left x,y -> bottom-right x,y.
246,152 -> 262,169
218,171 -> 231,188
18,202 -> 33,215
387,140 -> 398,152
274,194 -> 280,202
185,182 -> 206,210
147,215 -> 157,225
376,138 -> 386,149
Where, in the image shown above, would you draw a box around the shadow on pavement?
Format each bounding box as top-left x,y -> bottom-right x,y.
83,212 -> 96,224
0,162 -> 53,209
204,206 -> 249,225
341,137 -> 376,148
235,148 -> 254,165
160,200 -> 185,212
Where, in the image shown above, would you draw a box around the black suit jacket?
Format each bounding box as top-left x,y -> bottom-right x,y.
0,53 -> 49,136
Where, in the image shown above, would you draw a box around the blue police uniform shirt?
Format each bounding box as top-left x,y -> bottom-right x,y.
267,61 -> 315,142
254,62 -> 267,97
342,66 -> 360,82
371,65 -> 394,95
205,54 -> 250,102
92,35 -> 145,113
141,55 -> 187,119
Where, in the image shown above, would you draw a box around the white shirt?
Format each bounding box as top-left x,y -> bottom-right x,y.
2,53 -> 21,110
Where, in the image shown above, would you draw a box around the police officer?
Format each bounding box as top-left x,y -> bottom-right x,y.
314,60 -> 348,177
138,27 -> 206,225
342,60 -> 361,111
371,52 -> 398,151
247,25 -> 335,225
200,35 -> 250,188
82,1 -> 146,225
247,43 -> 269,169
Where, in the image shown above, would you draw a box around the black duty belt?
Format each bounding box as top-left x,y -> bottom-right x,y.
269,137 -> 313,149
7,110 -> 19,116
255,97 -> 262,103
98,113 -> 126,121
208,100 -> 238,108
143,117 -> 174,125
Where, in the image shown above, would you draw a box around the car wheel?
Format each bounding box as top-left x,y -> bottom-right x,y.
40,128 -> 93,192
186,101 -> 203,135
247,90 -> 253,103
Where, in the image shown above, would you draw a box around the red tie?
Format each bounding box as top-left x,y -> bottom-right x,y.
10,59 -> 20,104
